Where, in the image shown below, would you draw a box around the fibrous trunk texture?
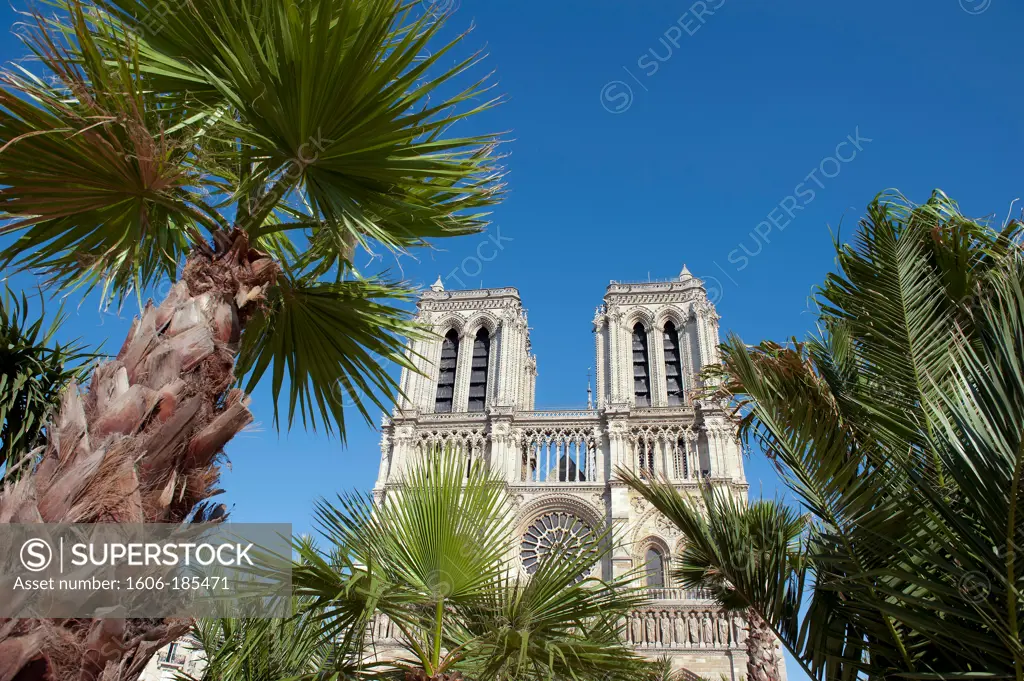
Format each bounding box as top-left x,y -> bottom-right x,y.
746,612 -> 783,681
0,231 -> 277,681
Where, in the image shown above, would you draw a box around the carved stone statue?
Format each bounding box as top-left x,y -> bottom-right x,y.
660,611 -> 672,646
376,613 -> 390,639
645,611 -> 657,646
701,612 -> 714,647
631,613 -> 642,644
687,611 -> 699,645
718,612 -> 730,647
673,611 -> 687,646
734,614 -> 748,645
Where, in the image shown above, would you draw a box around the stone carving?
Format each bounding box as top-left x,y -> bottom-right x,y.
375,613 -> 393,640
687,611 -> 699,645
644,612 -> 656,646
702,612 -> 713,647
673,610 -> 687,646
718,612 -> 730,647
660,611 -> 672,646
734,614 -> 748,645
655,513 -> 678,535
631,614 -> 642,645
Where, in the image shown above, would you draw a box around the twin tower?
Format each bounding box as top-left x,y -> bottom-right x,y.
374,268 -> 769,678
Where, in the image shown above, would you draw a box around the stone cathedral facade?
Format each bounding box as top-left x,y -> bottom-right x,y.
373,268 -> 784,680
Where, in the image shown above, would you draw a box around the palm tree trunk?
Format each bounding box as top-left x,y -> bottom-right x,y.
745,612 -> 782,681
0,230 -> 277,681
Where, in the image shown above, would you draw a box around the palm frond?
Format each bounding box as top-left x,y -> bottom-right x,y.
0,286 -> 94,484
235,273 -> 423,438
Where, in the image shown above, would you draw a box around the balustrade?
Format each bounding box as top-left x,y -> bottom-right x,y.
629,426 -> 699,481
516,427 -> 597,483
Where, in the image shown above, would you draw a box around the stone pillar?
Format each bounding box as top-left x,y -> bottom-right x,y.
593,313 -> 606,409
607,421 -> 630,474
453,330 -> 472,412
376,428 -> 392,485
609,481 -> 632,579
608,307 -> 621,403
650,322 -> 665,407
686,429 -> 699,479
489,418 -> 514,481
391,426 -> 415,478
414,334 -> 441,412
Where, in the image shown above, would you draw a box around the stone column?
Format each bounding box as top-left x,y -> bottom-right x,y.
650,322 -> 665,407
489,418 -> 514,481
376,428 -> 392,485
608,307 -> 621,403
593,313 -> 606,409
685,429 -> 699,479
695,304 -> 713,379
453,330 -> 472,412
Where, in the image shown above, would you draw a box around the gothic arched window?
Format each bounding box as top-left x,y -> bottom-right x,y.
434,330 -> 459,413
663,321 -> 684,406
645,546 -> 666,588
632,323 -> 651,407
468,328 -> 490,412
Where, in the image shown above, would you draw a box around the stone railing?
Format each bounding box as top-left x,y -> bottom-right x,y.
416,411 -> 488,422
515,409 -> 599,420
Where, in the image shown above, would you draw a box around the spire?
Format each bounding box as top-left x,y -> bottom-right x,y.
586,368 -> 593,409
430,275 -> 444,292
679,264 -> 693,282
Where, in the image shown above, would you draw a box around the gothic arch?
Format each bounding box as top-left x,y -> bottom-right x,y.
464,311 -> 499,338
655,306 -> 687,331
624,308 -> 655,330
635,535 -> 672,588
432,313 -> 467,339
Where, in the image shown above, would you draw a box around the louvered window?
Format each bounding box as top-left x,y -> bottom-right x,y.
663,321 -> 684,405
434,330 -> 459,413
632,323 -> 651,407
468,328 -> 490,412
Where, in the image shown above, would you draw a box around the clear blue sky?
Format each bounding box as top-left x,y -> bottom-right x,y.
2,1 -> 1021,677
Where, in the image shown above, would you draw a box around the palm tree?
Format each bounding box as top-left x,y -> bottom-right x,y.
624,190 -> 1024,680
187,594 -> 357,681
289,450 -> 651,681
0,0 -> 503,677
0,287 -> 93,486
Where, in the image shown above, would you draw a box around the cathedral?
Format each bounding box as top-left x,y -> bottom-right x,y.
373,267 -> 785,680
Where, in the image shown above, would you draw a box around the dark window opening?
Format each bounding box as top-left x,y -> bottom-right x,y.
663,321 -> 684,405
468,328 -> 490,412
645,547 -> 665,588
435,330 -> 459,413
632,323 -> 651,406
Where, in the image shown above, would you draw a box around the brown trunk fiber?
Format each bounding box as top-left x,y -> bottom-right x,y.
746,611 -> 783,681
0,230 -> 277,681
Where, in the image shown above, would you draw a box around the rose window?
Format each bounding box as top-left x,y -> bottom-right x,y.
520,511 -> 595,575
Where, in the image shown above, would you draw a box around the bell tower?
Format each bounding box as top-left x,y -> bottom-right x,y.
593,265 -> 721,410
